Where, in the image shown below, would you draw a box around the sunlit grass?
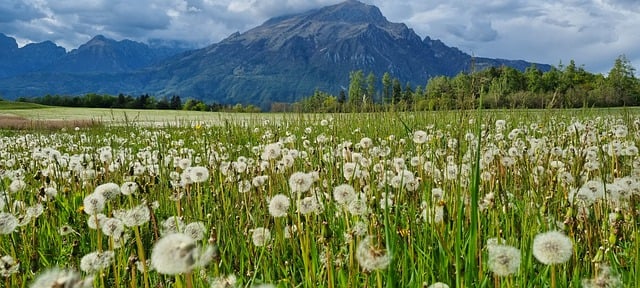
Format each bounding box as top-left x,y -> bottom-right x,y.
0,107 -> 639,287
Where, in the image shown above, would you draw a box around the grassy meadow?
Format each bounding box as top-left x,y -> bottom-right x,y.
1,105 -> 639,287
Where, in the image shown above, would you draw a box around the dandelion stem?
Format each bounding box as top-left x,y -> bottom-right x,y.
133,226 -> 150,288
185,272 -> 193,288
95,214 -> 103,252
551,265 -> 556,288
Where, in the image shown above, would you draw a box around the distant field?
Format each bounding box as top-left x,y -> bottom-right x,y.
0,100 -> 48,110
0,104 -> 285,126
2,102 -> 639,126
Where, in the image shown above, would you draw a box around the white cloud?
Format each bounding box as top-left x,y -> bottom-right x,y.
0,0 -> 638,74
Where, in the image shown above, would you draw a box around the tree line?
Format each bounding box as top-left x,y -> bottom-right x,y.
290,55 -> 640,112
16,93 -> 261,113
11,55 -> 638,113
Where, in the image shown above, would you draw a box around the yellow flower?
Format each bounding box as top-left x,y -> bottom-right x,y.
77,206 -> 84,213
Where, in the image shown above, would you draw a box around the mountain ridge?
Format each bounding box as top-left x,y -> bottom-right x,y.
0,0 -> 551,108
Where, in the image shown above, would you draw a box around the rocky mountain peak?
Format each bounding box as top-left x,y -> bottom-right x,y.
306,0 -> 387,24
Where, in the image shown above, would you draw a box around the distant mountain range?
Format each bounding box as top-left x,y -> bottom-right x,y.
0,0 -> 551,108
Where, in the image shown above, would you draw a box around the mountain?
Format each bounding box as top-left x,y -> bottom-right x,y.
41,35 -> 190,73
0,33 -> 67,78
143,0 -> 550,107
0,34 -> 189,77
0,0 -> 551,107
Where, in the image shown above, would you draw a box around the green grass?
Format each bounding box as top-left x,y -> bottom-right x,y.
0,100 -> 49,110
0,108 -> 639,288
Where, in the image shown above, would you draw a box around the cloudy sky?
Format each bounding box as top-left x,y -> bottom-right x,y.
1,0 -> 638,74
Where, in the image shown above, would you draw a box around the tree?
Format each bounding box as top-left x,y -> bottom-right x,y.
348,70 -> 365,107
607,55 -> 639,105
391,78 -> 402,104
366,72 -> 376,103
382,72 -> 392,103
170,95 -> 182,110
338,89 -> 346,104
524,65 -> 543,93
403,82 -> 413,104
156,97 -> 170,109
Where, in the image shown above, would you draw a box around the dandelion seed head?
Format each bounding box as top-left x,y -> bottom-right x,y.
26,203 -> 44,219
210,274 -> 237,288
58,224 -> 77,236
43,187 -> 58,199
251,227 -> 271,247
80,250 -> 114,274
342,162 -> 359,180
333,184 -> 356,206
356,236 -> 390,271
427,283 -> 450,288
120,181 -> 138,196
0,255 -> 19,277
581,264 -> 622,288
121,204 -> 150,227
297,196 -> 323,215
238,179 -> 252,193
413,130 -> 428,144
184,222 -> 206,241
161,216 -> 185,235
95,183 -> 121,200
83,193 -> 106,215
252,175 -> 269,187
268,194 -> 290,218
29,268 -> 93,288
101,218 -> 125,238
532,231 -> 573,265
351,221 -> 368,236
0,212 -> 19,234
87,213 -> 107,230
8,179 -> 26,193
262,142 -> 282,160
487,244 -> 521,276
348,198 -> 369,216
284,224 -> 297,239
289,172 -> 313,193
151,233 -> 202,275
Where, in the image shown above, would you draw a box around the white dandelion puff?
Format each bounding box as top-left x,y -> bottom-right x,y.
120,181 -> 138,196
94,183 -> 121,200
151,233 -> 215,275
184,222 -> 206,241
189,166 -> 210,183
487,244 -> 521,276
250,227 -> 271,247
356,236 -> 391,271
119,204 -> 151,227
581,264 -> 622,288
161,216 -> 185,235
80,250 -> 114,274
29,268 -> 93,288
333,184 -> 357,206
83,193 -> 106,215
532,231 -> 573,265
268,194 -> 290,218
0,212 -> 19,234
0,255 -> 19,277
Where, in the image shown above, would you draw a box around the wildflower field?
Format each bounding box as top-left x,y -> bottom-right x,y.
1,107 -> 639,287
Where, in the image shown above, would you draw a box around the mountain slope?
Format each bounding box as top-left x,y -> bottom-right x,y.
42,35 -> 187,73
143,0 -> 549,107
0,34 -> 66,78
0,0 -> 550,107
